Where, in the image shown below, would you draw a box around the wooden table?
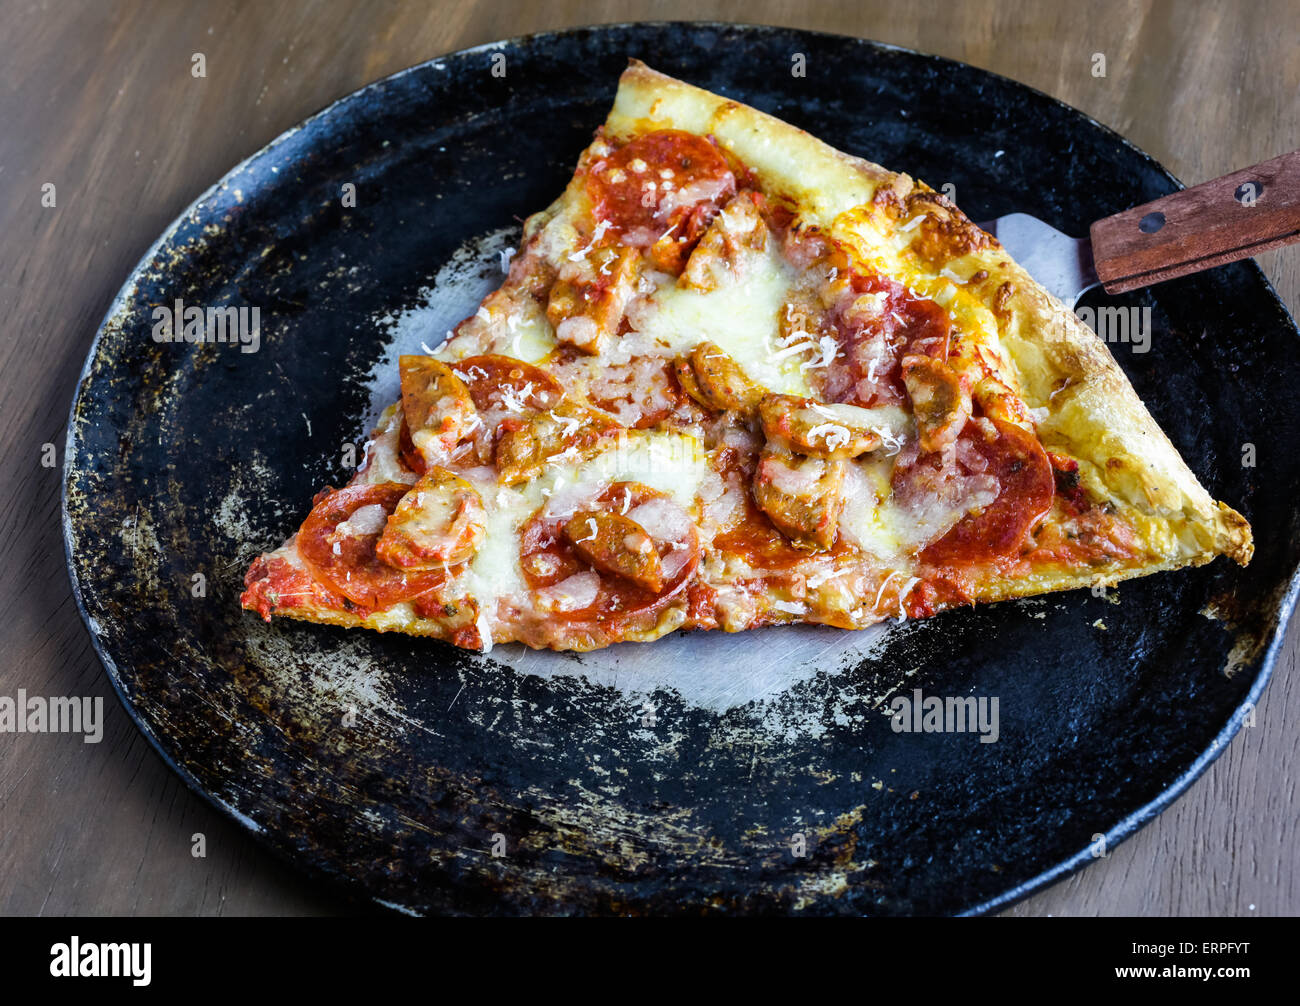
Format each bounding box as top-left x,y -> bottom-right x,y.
2,0 -> 1295,916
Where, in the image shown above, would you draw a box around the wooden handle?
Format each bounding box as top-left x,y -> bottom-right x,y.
1090,149 -> 1300,294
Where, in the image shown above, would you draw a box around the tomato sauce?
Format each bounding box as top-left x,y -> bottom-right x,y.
903,573 -> 977,619
241,554 -> 347,621
712,504 -> 812,572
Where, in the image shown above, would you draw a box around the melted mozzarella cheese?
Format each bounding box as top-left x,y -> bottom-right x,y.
849,444 -> 1000,559
838,456 -> 905,560
839,448 -> 995,562
438,298 -> 556,364
582,430 -> 710,505
452,430 -> 710,647
538,571 -> 601,612
337,504 -> 388,537
455,472 -> 543,632
626,497 -> 689,545
628,245 -> 812,396
497,305 -> 557,363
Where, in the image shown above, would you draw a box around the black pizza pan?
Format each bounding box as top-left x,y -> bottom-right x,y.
62,22 -> 1299,915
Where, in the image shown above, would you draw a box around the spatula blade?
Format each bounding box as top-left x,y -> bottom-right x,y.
978,212 -> 1099,310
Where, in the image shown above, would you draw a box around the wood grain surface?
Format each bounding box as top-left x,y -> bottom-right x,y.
1,0 -> 1295,916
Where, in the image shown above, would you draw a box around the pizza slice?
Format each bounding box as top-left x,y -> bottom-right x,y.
242,60 -> 1252,653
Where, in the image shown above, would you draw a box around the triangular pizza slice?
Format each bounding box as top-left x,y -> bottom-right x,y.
242,61 -> 1251,652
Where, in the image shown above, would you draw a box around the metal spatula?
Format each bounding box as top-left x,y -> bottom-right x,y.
978,149 -> 1299,310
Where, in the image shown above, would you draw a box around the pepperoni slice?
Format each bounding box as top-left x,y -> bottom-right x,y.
824,273 -> 952,408
446,355 -> 566,463
449,355 -> 563,413
298,484 -> 447,610
921,418 -> 1055,565
398,418 -> 426,476
896,294 -> 952,361
519,482 -> 700,626
586,130 -> 735,244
